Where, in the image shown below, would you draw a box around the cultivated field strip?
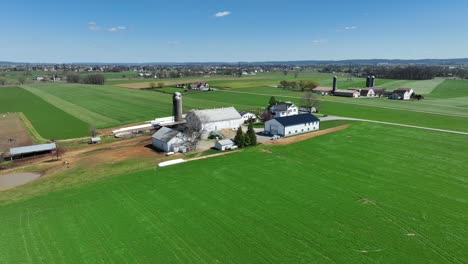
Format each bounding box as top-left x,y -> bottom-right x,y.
0,123 -> 467,263
22,85 -> 119,128
0,87 -> 89,139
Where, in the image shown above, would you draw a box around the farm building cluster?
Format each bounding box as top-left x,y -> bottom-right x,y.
144,92 -> 321,154
312,76 -> 415,100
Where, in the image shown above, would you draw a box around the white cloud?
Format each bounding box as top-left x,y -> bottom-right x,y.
344,26 -> 358,30
312,39 -> 328,45
215,11 -> 231,17
167,40 -> 182,46
88,22 -> 126,32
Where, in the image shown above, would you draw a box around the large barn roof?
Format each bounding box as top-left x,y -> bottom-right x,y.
189,107 -> 242,123
10,143 -> 57,156
273,114 -> 320,127
152,127 -> 181,143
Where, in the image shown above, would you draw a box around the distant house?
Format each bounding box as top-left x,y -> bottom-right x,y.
299,106 -> 317,114
264,114 -> 320,137
312,86 -> 333,95
348,87 -> 386,97
333,89 -> 360,98
185,107 -> 244,138
214,139 -> 235,151
391,88 -> 414,100
269,102 -> 299,118
239,111 -> 257,123
152,127 -> 185,153
188,82 -> 209,90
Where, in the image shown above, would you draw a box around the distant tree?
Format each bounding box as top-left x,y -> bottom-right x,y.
157,82 -> 165,88
17,76 -> 26,85
260,111 -> 274,122
304,80 -> 319,90
269,96 -> 277,106
279,80 -> 288,89
301,91 -> 321,113
66,73 -> 81,83
0,78 -> 6,86
246,123 -> 257,146
234,126 -> 245,148
81,74 -> 105,85
283,70 -> 288,76
149,82 -> 156,89
298,80 -> 306,91
294,72 -> 299,78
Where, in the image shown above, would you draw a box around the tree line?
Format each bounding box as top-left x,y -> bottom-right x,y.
364,66 -> 468,80
66,73 -> 105,85
278,80 -> 319,91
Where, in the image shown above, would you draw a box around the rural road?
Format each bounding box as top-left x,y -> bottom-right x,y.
320,115 -> 468,136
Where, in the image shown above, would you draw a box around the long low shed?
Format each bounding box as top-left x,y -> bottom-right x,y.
9,143 -> 57,160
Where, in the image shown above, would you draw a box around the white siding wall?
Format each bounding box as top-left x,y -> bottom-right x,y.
284,121 -> 319,136
152,137 -> 184,152
265,120 -> 319,137
264,119 -> 284,136
202,119 -> 244,132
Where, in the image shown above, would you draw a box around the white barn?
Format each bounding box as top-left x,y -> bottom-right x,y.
152,127 -> 185,153
185,107 -> 244,138
264,114 -> 320,137
214,139 -> 235,151
392,88 -> 414,100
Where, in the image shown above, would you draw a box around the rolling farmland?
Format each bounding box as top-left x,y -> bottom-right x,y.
1,74 -> 467,139
1,122 -> 467,263
0,87 -> 89,139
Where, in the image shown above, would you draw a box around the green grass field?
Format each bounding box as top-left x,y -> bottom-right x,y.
1,122 -> 467,263
428,79 -> 468,98
0,87 -> 89,139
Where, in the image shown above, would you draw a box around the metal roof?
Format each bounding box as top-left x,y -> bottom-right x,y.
272,114 -> 320,127
216,139 -> 234,146
152,127 -> 181,143
10,143 -> 57,156
188,107 -> 242,123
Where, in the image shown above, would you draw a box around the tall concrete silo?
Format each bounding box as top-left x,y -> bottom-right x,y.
173,92 -> 183,122
332,76 -> 337,94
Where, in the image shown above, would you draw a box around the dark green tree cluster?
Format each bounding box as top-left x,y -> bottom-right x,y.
278,80 -> 319,91
234,124 -> 257,148
66,73 -> 105,85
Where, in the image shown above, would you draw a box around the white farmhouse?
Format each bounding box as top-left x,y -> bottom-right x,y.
269,102 -> 298,118
185,107 -> 244,138
239,111 -> 257,123
264,114 -> 320,137
152,127 -> 185,153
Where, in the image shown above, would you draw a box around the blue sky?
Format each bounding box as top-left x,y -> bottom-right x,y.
1,0 -> 468,63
